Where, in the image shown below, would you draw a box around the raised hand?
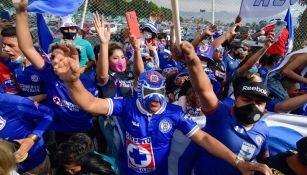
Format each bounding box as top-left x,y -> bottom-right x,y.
12,0 -> 28,12
93,11 -> 111,44
129,35 -> 140,50
171,41 -> 197,63
51,44 -> 81,83
264,32 -> 275,49
203,24 -> 217,37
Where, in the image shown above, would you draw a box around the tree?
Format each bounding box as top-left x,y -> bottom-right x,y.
294,0 -> 307,49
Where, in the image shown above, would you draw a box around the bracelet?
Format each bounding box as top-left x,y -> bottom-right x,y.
27,134 -> 39,143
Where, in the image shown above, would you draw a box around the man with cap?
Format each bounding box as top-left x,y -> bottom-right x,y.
177,41 -> 271,175
263,137 -> 307,175
53,15 -> 95,76
51,41 -> 272,175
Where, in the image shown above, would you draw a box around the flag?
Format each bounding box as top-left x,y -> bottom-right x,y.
239,0 -> 297,18
36,13 -> 53,54
28,0 -> 85,16
284,8 -> 294,55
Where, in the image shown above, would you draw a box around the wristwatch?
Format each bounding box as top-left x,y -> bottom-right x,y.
235,156 -> 244,167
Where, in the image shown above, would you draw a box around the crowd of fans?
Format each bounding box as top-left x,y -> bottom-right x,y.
0,0 -> 306,175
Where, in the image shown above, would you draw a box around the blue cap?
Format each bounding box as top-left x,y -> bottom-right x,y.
196,44 -> 214,61
143,21 -> 158,34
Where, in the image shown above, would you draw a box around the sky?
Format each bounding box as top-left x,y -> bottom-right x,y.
150,0 -> 305,17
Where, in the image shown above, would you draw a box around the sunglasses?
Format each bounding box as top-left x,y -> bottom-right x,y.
215,47 -> 225,53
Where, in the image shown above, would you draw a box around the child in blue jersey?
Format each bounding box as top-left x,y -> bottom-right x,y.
51,33 -> 272,175
14,1 -> 98,143
0,93 -> 53,174
178,40 -> 275,175
1,27 -> 46,102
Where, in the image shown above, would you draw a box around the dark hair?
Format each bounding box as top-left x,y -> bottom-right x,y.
259,54 -> 282,66
1,26 -> 16,37
108,43 -> 124,58
297,137 -> 307,166
80,152 -> 115,175
56,133 -> 94,165
158,33 -> 167,40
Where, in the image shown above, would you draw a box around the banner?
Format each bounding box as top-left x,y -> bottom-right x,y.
239,0 -> 297,18
168,113 -> 306,175
28,0 -> 85,16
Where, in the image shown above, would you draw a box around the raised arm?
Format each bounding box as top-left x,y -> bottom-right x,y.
52,44 -> 110,115
13,0 -> 45,69
181,41 -> 219,113
281,53 -> 307,84
129,35 -> 144,88
237,32 -> 275,73
192,24 -> 216,48
94,12 -> 111,85
190,130 -> 272,175
274,93 -> 307,113
212,23 -> 240,48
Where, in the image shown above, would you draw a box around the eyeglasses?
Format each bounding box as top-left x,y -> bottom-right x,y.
215,47 -> 225,53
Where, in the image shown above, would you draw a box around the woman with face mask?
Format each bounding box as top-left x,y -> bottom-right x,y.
93,13 -> 137,159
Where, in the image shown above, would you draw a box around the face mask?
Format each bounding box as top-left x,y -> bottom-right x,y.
12,55 -> 25,64
145,61 -> 155,70
158,42 -> 166,51
233,103 -> 264,125
110,59 -> 126,73
248,66 -> 258,74
144,31 -> 153,39
62,32 -> 77,40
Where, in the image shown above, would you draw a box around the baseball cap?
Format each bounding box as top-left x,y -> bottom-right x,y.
234,81 -> 271,102
230,41 -> 244,49
59,15 -> 77,29
297,137 -> 307,166
196,44 -> 214,61
143,21 -> 158,34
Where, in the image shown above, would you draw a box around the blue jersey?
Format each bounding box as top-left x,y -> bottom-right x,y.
223,54 -> 240,83
39,61 -> 98,133
107,97 -> 199,175
178,102 -> 269,175
5,62 -> 45,97
0,94 -> 53,173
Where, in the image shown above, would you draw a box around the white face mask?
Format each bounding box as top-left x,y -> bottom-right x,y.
12,55 -> 25,64
143,31 -> 153,39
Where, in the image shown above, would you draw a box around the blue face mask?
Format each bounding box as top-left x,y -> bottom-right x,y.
249,66 -> 258,74
12,55 -> 25,64
158,42 -> 166,52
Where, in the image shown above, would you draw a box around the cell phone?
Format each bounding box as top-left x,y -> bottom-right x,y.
125,11 -> 141,39
237,26 -> 250,35
273,20 -> 287,41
